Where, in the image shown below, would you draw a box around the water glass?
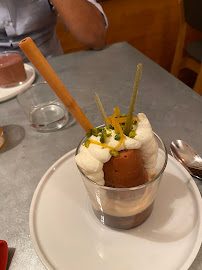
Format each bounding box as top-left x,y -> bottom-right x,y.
76,132 -> 168,230
17,82 -> 69,132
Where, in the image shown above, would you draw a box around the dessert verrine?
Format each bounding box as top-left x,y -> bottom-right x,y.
0,51 -> 27,87
75,109 -> 167,229
75,64 -> 167,229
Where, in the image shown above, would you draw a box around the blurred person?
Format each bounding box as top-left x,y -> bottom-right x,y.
0,0 -> 108,61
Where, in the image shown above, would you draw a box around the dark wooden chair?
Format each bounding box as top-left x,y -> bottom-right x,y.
171,0 -> 202,95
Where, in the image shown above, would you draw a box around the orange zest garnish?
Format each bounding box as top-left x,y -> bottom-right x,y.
114,121 -> 125,149
110,107 -> 121,133
89,107 -> 136,151
116,116 -> 137,124
116,117 -> 127,123
111,114 -> 119,133
105,116 -> 137,124
105,117 -> 112,124
114,107 -> 120,118
89,139 -> 114,150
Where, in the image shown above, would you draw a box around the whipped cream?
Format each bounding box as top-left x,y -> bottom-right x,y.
75,113 -> 158,185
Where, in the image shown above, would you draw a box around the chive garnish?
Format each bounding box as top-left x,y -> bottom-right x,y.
124,63 -> 142,136
94,93 -> 109,128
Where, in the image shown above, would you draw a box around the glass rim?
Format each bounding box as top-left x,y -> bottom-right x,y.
0,50 -> 23,68
75,130 -> 168,191
0,50 -> 22,56
17,81 -> 60,108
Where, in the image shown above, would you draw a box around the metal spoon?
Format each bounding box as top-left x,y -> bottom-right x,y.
170,140 -> 202,180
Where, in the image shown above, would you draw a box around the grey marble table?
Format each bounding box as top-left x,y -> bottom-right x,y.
0,42 -> 201,270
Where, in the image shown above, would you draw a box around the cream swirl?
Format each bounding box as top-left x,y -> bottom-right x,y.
75,113 -> 158,184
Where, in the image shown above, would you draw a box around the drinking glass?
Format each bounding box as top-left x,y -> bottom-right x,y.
17,82 -> 69,132
76,132 -> 168,230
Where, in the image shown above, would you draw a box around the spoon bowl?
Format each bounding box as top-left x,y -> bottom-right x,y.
170,140 -> 202,180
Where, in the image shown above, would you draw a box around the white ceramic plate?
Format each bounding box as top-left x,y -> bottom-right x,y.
0,63 -> 35,102
30,149 -> 202,270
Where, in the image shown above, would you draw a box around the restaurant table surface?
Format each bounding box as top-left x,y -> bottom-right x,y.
0,42 -> 201,270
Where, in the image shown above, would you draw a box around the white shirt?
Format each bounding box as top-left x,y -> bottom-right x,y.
0,0 -> 108,61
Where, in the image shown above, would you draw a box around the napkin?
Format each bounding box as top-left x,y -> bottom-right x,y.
0,240 -> 8,270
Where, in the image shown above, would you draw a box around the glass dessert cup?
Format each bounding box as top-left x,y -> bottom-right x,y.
0,51 -> 27,87
76,131 -> 168,230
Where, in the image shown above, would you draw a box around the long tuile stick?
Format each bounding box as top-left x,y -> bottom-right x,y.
19,37 -> 93,133
124,63 -> 142,136
94,93 -> 109,127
